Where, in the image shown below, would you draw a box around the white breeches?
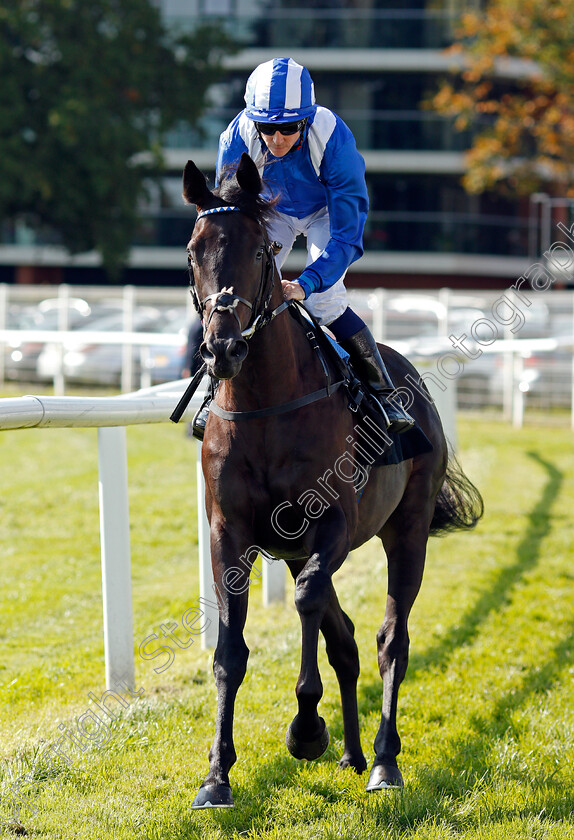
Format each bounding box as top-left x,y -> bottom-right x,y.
268,207 -> 349,326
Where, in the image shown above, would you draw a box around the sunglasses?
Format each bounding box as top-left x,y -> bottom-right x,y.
255,120 -> 306,136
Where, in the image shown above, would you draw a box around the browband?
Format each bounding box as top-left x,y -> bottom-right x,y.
196,206 -> 242,220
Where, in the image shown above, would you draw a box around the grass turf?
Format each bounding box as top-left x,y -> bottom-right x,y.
0,412 -> 573,838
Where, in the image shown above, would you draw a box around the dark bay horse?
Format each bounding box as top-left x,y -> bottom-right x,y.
182,153 -> 483,809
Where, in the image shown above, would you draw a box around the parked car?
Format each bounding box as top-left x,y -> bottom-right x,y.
37,306 -> 180,387
142,309 -> 197,384
3,298 -> 122,382
373,294 -> 561,409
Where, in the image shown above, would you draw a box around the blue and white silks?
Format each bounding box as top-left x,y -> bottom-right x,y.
216,108 -> 369,300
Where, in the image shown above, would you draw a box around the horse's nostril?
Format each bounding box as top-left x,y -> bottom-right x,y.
199,342 -> 214,363
200,336 -> 247,375
228,339 -> 248,362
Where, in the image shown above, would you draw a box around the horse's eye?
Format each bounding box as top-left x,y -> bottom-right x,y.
256,248 -> 264,261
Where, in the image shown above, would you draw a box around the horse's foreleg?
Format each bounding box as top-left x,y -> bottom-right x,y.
192,533 -> 251,809
320,586 -> 366,773
286,513 -> 351,762
286,552 -> 331,759
368,519 -> 429,791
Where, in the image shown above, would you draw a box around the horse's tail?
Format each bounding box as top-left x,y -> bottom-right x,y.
429,456 -> 484,537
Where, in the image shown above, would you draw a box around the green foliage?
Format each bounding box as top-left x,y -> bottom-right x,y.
0,1 -> 234,277
0,414 -> 573,838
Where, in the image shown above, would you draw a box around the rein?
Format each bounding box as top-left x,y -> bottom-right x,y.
208,300 -> 347,421
171,206 -> 345,424
188,205 -> 287,341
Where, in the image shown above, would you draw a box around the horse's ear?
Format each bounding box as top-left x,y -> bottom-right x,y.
235,152 -> 262,196
182,160 -> 214,209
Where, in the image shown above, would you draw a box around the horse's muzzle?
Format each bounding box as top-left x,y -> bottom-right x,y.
200,335 -> 249,379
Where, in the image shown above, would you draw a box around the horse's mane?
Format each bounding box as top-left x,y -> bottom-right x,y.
216,164 -> 279,230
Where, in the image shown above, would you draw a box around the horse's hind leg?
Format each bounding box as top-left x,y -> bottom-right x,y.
368,513 -> 430,791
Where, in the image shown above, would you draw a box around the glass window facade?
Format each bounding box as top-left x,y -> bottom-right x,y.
164,70 -> 489,153
1,0 -> 527,279
154,0 -> 527,269
161,0 -> 464,50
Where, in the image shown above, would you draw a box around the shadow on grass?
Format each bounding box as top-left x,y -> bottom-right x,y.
359,450 -> 563,721
409,451 -> 563,678
350,451 -> 574,829
163,753 -> 338,839
416,617 -> 574,825
159,612 -> 574,839
146,452 -> 570,838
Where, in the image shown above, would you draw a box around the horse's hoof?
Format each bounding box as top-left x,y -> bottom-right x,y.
191,783 -> 234,809
366,763 -> 404,791
286,717 -> 330,760
339,751 -> 368,774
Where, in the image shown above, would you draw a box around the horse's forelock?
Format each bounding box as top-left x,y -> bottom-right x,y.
216,167 -> 278,229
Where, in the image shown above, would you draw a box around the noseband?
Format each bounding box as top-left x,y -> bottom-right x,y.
187,205 -> 286,341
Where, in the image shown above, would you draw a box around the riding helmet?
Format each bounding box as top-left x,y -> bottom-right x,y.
244,57 -> 316,123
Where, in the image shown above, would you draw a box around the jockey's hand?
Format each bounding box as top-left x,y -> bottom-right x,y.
282,280 -> 306,301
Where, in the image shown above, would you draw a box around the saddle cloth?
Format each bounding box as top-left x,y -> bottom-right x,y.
322,331 -> 433,468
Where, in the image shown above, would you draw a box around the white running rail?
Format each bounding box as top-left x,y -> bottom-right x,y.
0,377 -> 458,691
0,381 -> 286,689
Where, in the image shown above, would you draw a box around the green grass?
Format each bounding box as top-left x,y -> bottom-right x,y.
0,408 -> 573,839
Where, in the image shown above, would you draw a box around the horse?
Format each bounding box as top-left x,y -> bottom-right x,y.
181,152 -> 483,809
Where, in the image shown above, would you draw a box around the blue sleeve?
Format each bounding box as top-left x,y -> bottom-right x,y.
297,121 -> 369,297
216,116 -> 249,186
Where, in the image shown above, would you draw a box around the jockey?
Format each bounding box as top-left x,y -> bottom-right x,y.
192,57 -> 414,439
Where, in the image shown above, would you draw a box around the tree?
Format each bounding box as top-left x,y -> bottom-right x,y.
430,0 -> 574,196
0,0 -> 234,278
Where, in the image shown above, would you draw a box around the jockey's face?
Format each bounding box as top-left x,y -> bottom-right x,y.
258,128 -> 301,157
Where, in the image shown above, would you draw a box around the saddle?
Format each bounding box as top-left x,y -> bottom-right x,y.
287,304 -> 433,470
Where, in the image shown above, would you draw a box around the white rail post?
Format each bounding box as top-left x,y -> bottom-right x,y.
426,376 -> 458,453
512,352 -> 525,429
98,426 -> 135,690
438,287 -> 451,338
121,286 -> 135,393
0,283 -> 7,386
263,558 -> 286,606
197,441 -> 218,649
372,288 -> 386,343
54,284 -> 70,396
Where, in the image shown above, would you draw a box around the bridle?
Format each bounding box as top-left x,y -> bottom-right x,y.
187,205 -> 288,341
172,203 -> 348,426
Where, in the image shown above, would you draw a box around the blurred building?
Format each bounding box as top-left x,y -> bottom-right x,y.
1,0 -> 536,289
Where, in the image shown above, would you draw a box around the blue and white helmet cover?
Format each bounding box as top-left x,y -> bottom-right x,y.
244,57 -> 316,123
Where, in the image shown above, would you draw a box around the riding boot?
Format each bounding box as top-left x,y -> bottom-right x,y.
340,327 -> 415,434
